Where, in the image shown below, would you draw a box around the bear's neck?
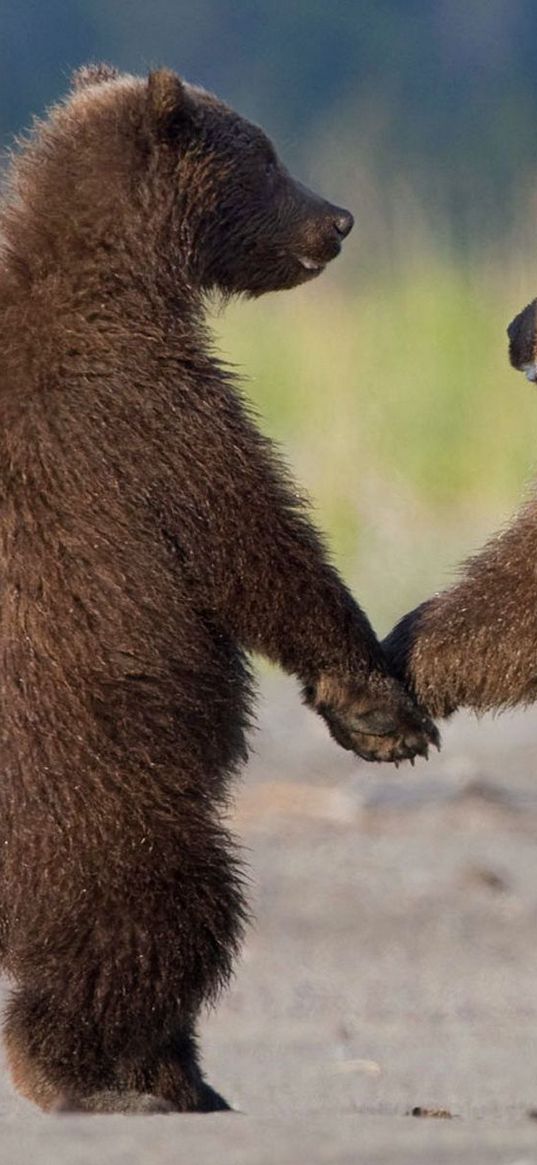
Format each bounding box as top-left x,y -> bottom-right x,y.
0,118 -> 202,330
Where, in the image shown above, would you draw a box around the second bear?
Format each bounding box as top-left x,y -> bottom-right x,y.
384,298 -> 537,718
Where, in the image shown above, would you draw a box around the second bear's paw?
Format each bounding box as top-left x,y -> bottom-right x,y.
305,673 -> 440,764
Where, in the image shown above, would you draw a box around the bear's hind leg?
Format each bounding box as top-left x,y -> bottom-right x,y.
5,983 -> 232,1115
3,985 -> 109,1111
3,816 -> 245,1113
51,1031 -> 233,1115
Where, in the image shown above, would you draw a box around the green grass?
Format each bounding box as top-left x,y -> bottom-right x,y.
213,253 -> 537,634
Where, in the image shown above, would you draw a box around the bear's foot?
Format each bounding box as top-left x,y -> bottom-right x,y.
196,1081 -> 232,1112
53,1083 -> 231,1115
52,1090 -> 176,1114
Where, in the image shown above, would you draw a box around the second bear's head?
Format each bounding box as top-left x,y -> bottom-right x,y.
72,65 -> 354,298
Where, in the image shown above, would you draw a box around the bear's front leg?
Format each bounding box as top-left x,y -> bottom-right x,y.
172,378 -> 440,763
383,533 -> 537,720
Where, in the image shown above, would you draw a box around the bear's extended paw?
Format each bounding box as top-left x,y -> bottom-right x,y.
383,606 -> 459,721
382,609 -> 419,688
304,672 -> 440,764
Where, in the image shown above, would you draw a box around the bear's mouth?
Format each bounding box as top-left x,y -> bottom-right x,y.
296,255 -> 326,275
295,237 -> 343,276
521,362 -> 537,383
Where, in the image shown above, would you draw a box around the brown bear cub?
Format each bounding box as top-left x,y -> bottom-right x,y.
0,65 -> 437,1114
384,299 -> 537,719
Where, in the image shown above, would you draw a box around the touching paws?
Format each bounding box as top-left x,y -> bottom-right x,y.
383,605 -> 459,722
305,672 -> 440,764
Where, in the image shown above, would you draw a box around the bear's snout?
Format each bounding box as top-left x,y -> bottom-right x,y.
313,204 -> 354,264
332,207 -> 354,239
315,201 -> 354,262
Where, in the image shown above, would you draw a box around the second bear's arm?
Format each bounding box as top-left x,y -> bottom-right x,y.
383,497 -> 537,717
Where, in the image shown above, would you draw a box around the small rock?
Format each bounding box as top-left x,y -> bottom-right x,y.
408,1106 -> 456,1119
463,864 -> 510,893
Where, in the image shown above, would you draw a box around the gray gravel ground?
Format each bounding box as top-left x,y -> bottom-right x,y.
3,673 -> 537,1163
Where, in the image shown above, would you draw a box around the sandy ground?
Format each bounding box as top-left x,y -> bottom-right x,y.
3,673 -> 537,1162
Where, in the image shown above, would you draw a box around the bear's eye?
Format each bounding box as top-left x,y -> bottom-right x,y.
263,158 -> 277,179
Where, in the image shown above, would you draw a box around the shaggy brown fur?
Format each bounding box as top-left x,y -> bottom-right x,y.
384,300 -> 537,719
0,65 -> 437,1114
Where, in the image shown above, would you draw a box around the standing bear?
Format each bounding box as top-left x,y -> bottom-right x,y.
0,65 -> 437,1114
384,298 -> 537,718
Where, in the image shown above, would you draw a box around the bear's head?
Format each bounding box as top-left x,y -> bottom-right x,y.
508,299 -> 537,382
71,66 -> 353,298
146,69 -> 354,296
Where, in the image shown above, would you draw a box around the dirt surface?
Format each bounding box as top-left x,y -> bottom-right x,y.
3,673 -> 537,1162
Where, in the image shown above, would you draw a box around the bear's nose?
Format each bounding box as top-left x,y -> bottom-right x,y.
333,209 -> 354,239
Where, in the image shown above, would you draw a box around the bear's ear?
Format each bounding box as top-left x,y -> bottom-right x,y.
71,64 -> 119,91
147,68 -> 193,139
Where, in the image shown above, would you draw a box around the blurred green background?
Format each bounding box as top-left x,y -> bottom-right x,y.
3,0 -> 537,632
